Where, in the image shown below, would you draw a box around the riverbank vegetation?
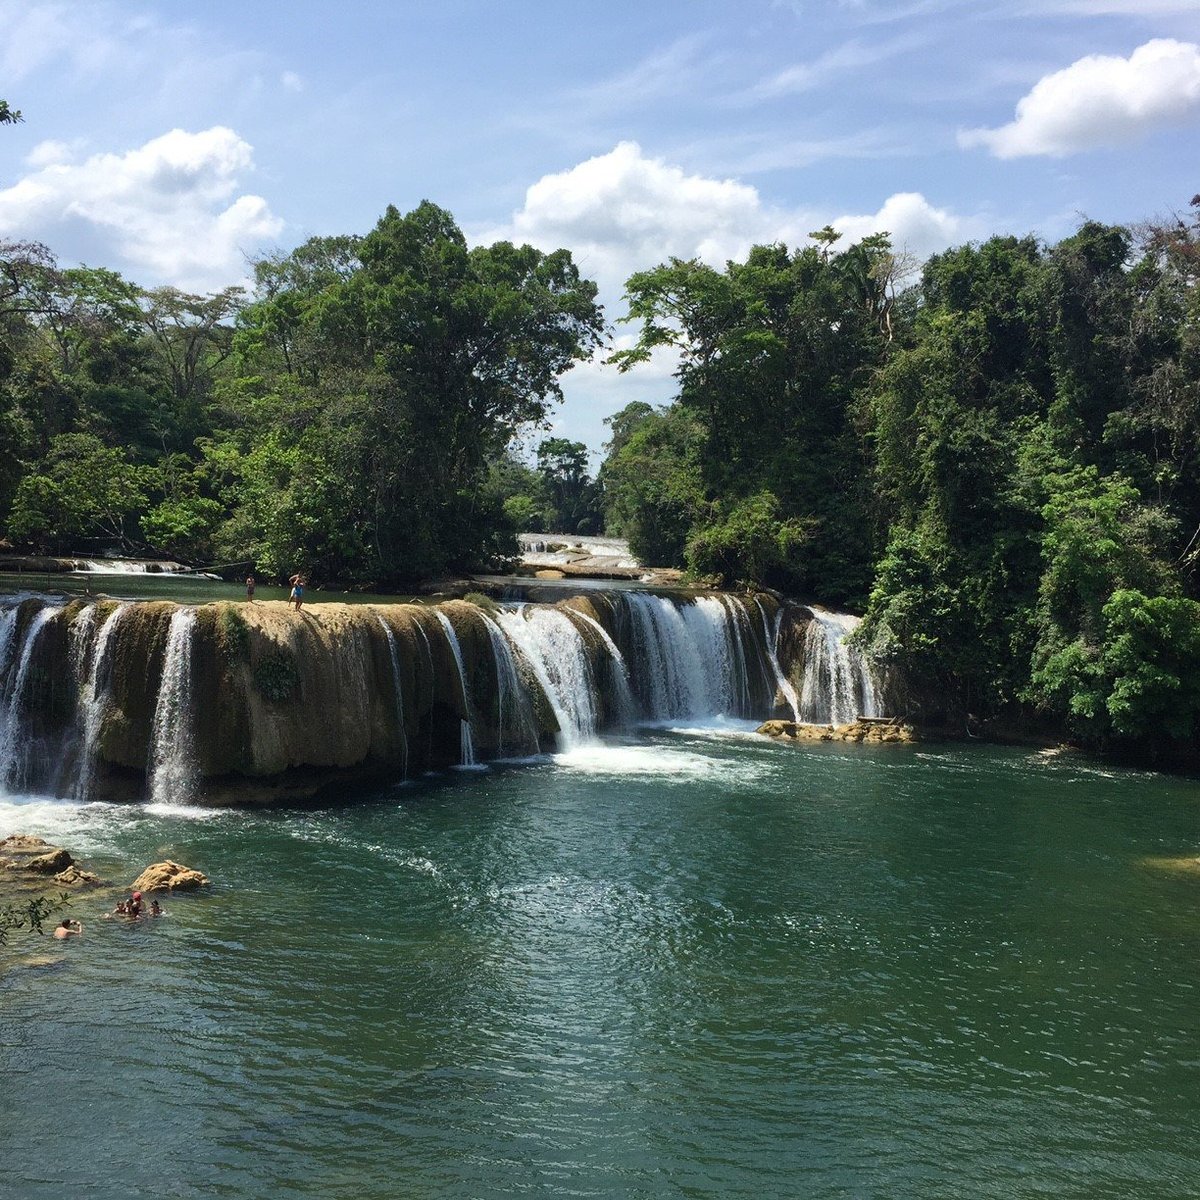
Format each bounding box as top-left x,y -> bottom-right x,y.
0,201 -> 602,581
3,194 -> 1200,759
603,205 -> 1200,760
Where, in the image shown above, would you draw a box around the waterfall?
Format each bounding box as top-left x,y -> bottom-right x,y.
621,593 -> 766,721
72,604 -> 127,800
0,605 -> 60,789
376,615 -> 410,777
798,610 -> 879,725
147,608 -> 198,804
722,595 -> 777,717
0,604 -> 21,681
479,613 -> 540,757
492,606 -> 601,749
567,609 -> 637,730
754,598 -> 801,722
435,612 -> 476,766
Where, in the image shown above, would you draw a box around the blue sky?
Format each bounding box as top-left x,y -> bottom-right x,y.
2,0 -> 1198,454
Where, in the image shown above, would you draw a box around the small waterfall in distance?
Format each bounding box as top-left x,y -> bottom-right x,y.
73,604 -> 127,800
147,607 -> 198,804
798,610 -> 879,725
435,612 -> 477,767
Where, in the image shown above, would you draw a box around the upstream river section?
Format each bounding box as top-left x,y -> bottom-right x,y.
1,733 -> 1198,1199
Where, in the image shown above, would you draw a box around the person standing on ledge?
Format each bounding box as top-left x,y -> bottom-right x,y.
245,573 -> 256,602
289,573 -> 305,612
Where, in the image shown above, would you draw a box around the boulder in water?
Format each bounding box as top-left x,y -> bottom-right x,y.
131,860 -> 210,892
0,836 -> 74,874
757,718 -> 917,744
53,864 -> 104,888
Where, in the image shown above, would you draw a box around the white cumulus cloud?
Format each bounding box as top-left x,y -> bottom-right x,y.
0,126 -> 284,290
830,191 -> 982,261
483,142 -> 984,451
482,141 -> 978,300
960,38 -> 1200,159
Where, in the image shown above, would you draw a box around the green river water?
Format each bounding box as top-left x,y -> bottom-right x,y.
1,730 -> 1198,1199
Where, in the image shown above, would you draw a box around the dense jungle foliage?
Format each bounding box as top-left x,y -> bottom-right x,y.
0,201 -> 603,579
3,185 -> 1200,757
603,206 -> 1200,757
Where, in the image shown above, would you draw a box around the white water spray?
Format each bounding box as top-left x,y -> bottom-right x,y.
798,610 -> 879,725
754,598 -> 801,722
622,593 -> 767,721
73,604 -> 127,800
479,613 -> 540,757
147,608 -> 198,804
376,614 -> 409,776
0,605 -> 59,789
493,606 -> 601,749
436,612 -> 476,766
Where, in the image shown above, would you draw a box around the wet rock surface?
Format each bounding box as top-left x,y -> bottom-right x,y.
131,860 -> 210,893
0,835 -> 74,874
758,718 -> 918,744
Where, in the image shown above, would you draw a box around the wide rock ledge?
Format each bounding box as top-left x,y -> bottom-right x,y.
758,718 -> 917,744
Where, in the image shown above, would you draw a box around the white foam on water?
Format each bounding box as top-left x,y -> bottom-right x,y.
552,742 -> 770,784
141,801 -> 240,820
651,716 -> 769,740
0,790 -> 236,864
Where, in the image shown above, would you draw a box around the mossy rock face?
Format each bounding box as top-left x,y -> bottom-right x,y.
463,591 -> 500,614
98,601 -> 176,770
254,647 -> 300,702
213,603 -> 250,664
36,589 -> 787,801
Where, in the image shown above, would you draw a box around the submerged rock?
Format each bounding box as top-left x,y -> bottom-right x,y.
53,865 -> 104,888
0,836 -> 74,874
758,718 -> 917,744
0,834 -> 106,893
131,861 -> 210,892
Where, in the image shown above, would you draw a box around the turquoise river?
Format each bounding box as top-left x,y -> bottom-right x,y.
2,728 -> 1198,1198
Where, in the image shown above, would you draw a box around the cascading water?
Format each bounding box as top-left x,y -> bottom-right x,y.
754,598 -> 801,722
478,613 -> 540,757
621,593 -> 771,722
435,612 -> 476,767
0,588 -> 882,803
567,609 -> 637,730
147,608 -> 198,804
71,604 -> 127,800
0,605 -> 59,790
376,614 -> 410,776
798,610 -> 879,726
493,606 -> 602,749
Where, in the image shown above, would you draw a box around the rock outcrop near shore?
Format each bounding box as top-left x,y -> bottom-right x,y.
757,718 -> 917,744
0,835 -> 105,889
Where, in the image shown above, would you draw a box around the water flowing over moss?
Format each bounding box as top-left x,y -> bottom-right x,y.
0,590 -> 875,805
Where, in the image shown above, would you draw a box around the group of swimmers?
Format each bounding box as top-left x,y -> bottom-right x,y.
53,890 -> 167,940
244,572 -> 307,612
101,890 -> 164,921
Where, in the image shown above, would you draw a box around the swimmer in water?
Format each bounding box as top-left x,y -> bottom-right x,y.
53,919 -> 82,939
149,899 -> 163,917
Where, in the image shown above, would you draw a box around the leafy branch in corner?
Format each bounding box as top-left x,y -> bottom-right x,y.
0,893 -> 69,945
